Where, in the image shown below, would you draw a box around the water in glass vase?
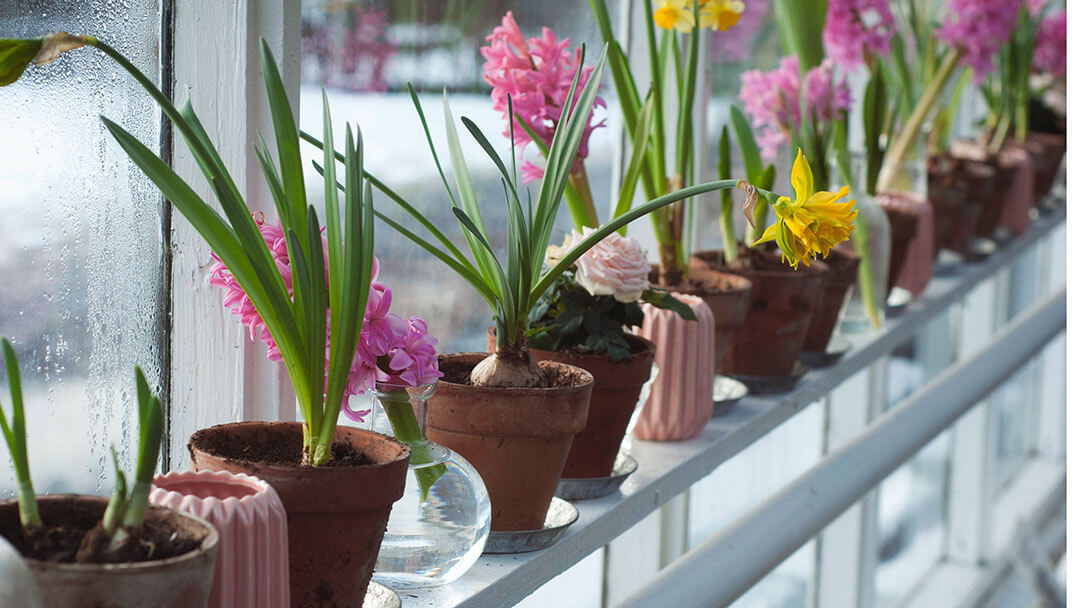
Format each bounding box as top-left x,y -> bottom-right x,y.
366,383 -> 491,588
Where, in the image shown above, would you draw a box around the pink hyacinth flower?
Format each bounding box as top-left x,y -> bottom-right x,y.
937,0 -> 1023,82
1034,9 -> 1066,78
480,11 -> 606,182
208,213 -> 442,424
823,0 -> 896,72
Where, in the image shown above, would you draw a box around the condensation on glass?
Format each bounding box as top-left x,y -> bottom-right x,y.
0,2 -> 166,495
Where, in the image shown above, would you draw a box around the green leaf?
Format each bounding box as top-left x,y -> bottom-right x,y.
614,89 -> 657,232
0,38 -> 42,86
729,106 -> 763,181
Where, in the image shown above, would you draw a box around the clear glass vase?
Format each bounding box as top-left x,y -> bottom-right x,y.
366,382 -> 491,589
833,153 -> 892,334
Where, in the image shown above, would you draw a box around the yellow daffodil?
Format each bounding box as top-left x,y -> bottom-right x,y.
700,0 -> 745,32
653,0 -> 696,33
754,149 -> 857,268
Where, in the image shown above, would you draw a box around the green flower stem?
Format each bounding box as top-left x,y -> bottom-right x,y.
878,49 -> 960,193
380,390 -> 446,501
567,165 -> 600,229
16,480 -> 40,535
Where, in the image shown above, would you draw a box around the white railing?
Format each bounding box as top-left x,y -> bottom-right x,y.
403,203 -> 1066,608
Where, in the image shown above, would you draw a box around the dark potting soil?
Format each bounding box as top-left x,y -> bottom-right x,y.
0,502 -> 199,564
193,423 -> 373,467
439,356 -> 591,389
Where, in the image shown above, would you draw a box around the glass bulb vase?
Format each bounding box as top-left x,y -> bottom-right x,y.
367,382 -> 491,589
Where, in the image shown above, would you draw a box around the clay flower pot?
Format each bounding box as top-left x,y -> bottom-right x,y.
631,294 -> 715,440
801,246 -> 860,352
879,191 -> 934,298
489,330 -> 655,478
1026,131 -> 1066,201
716,247 -> 827,378
188,422 -> 410,607
150,470 -> 290,608
0,495 -> 218,608
927,155 -> 997,255
998,143 -> 1037,235
425,353 -> 592,531
685,253 -> 755,367
881,201 -> 919,292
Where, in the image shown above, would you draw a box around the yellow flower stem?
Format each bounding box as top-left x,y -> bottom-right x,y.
878,49 -> 960,193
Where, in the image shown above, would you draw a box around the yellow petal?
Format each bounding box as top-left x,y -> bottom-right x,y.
654,4 -> 679,29
751,223 -> 778,247
790,149 -> 814,205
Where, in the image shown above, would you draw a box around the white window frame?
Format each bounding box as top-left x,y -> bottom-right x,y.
166,1 -> 302,469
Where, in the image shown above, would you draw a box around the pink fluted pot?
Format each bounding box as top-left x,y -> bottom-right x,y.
632,294 -> 714,441
150,470 -> 289,608
998,145 -> 1036,235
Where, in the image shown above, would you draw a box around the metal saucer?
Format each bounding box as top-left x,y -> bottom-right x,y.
799,334 -> 852,369
730,361 -> 809,395
363,582 -> 402,608
885,287 -> 913,317
483,498 -> 579,554
967,237 -> 997,260
556,453 -> 638,501
713,375 -> 749,417
933,249 -> 967,275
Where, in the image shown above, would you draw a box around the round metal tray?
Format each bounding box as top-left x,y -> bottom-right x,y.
556,453 -> 638,501
484,498 -> 579,554
799,335 -> 852,369
364,582 -> 402,608
713,375 -> 748,417
730,361 -> 809,395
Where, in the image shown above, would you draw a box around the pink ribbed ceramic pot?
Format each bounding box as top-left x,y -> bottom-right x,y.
150,470 -> 289,608
998,145 -> 1036,235
632,294 -> 714,441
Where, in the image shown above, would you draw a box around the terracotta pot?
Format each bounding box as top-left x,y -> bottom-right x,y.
952,141 -> 1023,239
1026,131 -> 1066,201
998,143 -> 1037,235
879,191 -> 934,298
631,294 -> 715,440
927,155 -> 996,255
801,247 -> 860,352
150,470 -> 290,608
715,247 -> 828,377
425,353 -> 592,531
0,495 -> 218,608
489,330 -> 655,478
881,201 -> 919,292
684,253 -> 755,368
188,422 -> 410,608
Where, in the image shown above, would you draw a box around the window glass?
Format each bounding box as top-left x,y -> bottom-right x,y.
299,0 -> 607,354
0,2 -> 166,495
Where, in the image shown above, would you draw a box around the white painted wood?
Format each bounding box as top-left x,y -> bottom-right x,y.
618,290 -> 1064,608
399,204 -> 1064,608
168,1 -> 301,469
813,368 -> 878,608
946,277 -> 1000,565
658,492 -> 689,568
605,512 -> 663,607
894,561 -> 985,608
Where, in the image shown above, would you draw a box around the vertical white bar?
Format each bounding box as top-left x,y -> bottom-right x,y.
169,1 -> 300,469
945,279 -> 999,564
813,358 -> 887,608
605,512 -> 664,606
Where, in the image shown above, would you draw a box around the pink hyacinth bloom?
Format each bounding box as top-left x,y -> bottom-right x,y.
1034,9 -> 1066,78
711,0 -> 769,63
937,0 -> 1022,81
738,56 -> 850,160
208,213 -> 442,424
823,0 -> 896,71
480,11 -> 606,182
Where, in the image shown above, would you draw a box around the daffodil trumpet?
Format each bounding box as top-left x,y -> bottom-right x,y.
751,149 -> 857,269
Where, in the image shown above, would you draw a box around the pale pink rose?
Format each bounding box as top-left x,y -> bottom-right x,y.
572,228 -> 651,303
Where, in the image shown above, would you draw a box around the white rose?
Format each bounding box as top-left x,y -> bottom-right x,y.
572,228 -> 651,303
